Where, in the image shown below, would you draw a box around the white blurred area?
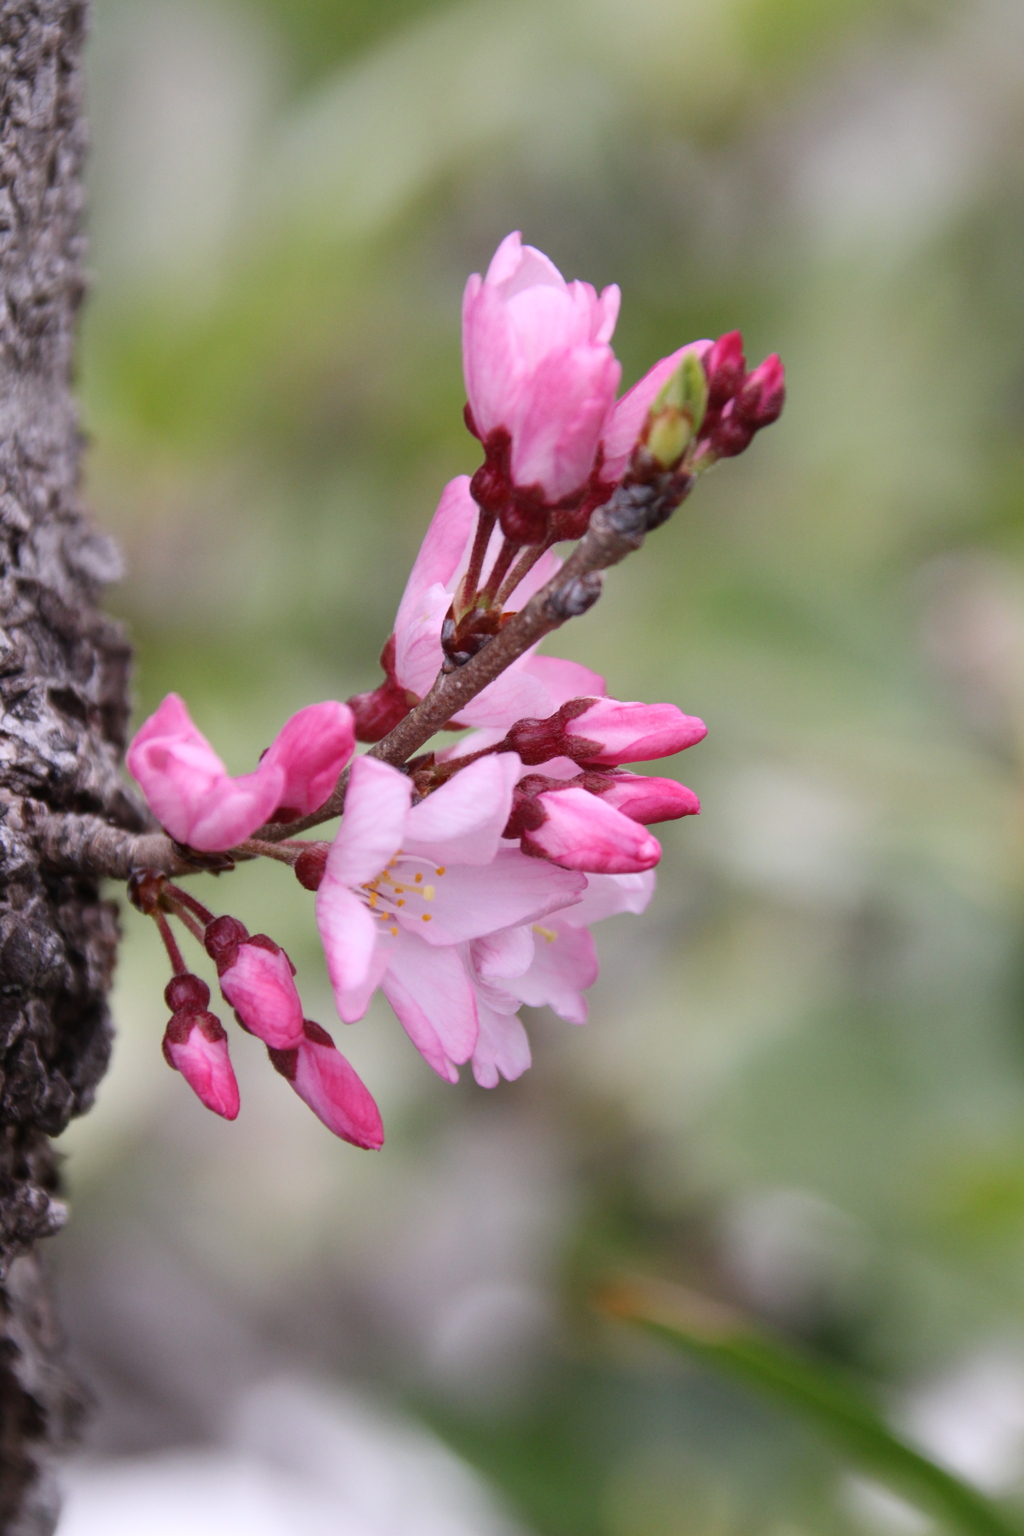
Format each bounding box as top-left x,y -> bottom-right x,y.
60,1378 -> 525,1535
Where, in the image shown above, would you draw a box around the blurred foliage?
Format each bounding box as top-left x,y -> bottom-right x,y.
51,0 -> 1024,1531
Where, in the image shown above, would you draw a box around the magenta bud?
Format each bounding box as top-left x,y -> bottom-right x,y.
218,936 -> 304,1049
294,844 -> 329,891
347,679 -> 411,743
710,404 -> 755,459
561,697 -> 707,766
203,914 -> 249,972
269,1021 -> 384,1149
162,1009 -> 240,1120
704,330 -> 746,410
164,973 -> 211,1013
735,353 -> 785,429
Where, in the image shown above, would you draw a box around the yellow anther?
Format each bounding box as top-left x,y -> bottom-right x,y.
422,884 -> 435,900
390,926 -> 398,937
421,913 -> 432,922
414,872 -> 423,883
397,899 -> 405,907
435,867 -> 446,876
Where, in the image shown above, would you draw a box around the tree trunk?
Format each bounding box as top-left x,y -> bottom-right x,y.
0,3 -> 137,1528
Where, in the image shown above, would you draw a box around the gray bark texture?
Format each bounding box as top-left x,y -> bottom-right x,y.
0,2 -> 137,1529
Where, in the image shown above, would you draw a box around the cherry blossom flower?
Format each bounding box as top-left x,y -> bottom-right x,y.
463,231 -> 622,507
387,475 -> 606,729
506,696 -> 707,766
127,694 -> 355,851
314,752 -> 585,1082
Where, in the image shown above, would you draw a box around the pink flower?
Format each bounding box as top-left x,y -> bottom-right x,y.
268,1021 -> 384,1149
314,752 -> 585,1081
467,871 -> 655,1086
203,916 -> 304,1050
590,772 -> 699,824
389,476 -> 607,729
507,696 -> 706,766
127,694 -> 356,851
463,232 -> 622,504
162,1008 -> 240,1120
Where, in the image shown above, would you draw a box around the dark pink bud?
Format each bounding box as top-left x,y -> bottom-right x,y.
347,636 -> 413,743
499,486 -> 549,545
162,1009 -> 240,1120
203,915 -> 249,972
470,428 -> 512,515
589,771 -> 700,824
704,330 -> 746,410
164,973 -> 211,1013
294,844 -> 329,891
521,786 -> 662,873
218,936 -> 304,1049
269,1021 -> 384,1149
503,713 -> 567,766
735,353 -> 785,429
709,401 -> 755,459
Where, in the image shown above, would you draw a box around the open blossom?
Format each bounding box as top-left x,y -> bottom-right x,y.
383,476 -> 606,730
314,752 -> 584,1081
127,694 -> 355,851
463,231 -> 622,507
467,871 -> 655,1087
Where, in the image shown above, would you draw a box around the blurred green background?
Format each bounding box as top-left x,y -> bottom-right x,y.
51,0 -> 1024,1531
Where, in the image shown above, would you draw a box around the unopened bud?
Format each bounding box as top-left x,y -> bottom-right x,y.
164,973 -> 211,1013
294,843 -> 329,891
704,330 -> 746,410
735,353 -> 785,429
203,914 -> 249,971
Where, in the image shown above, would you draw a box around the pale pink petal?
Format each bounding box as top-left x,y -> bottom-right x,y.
522,655 -> 606,708
164,1014 -> 240,1120
483,230 -> 528,286
219,943 -> 304,1049
458,658 -> 560,730
403,753 -> 521,866
381,931 -> 478,1081
392,582 -> 451,698
558,870 -> 656,926
472,1003 -> 531,1088
315,878 -> 387,1023
509,919 -> 598,1024
398,848 -> 584,945
601,342 -> 710,484
525,787 -> 661,873
260,701 -> 355,818
280,1023 -> 384,1148
463,280 -> 525,437
471,925 -> 535,982
594,283 -> 621,344
395,476 -> 478,623
325,755 -> 410,888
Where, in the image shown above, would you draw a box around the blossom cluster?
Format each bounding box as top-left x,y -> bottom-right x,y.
124,232 -> 783,1147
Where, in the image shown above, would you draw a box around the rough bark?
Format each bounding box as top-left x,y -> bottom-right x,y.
0,3 -> 138,1528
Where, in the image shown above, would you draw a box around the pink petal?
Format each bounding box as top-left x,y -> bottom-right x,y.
164,1013 -> 240,1120
558,870 -> 656,926
277,1023 -> 384,1148
601,341 -> 710,485
457,659 -> 558,730
522,655 -> 606,709
594,284 -> 621,344
403,753 -> 522,866
510,344 -> 621,500
509,919 -> 598,1024
472,1003 -> 531,1088
395,476 -> 478,626
381,932 -> 478,1082
325,755 -> 410,888
398,847 -> 584,946
525,787 -> 662,873
471,925 -> 535,981
393,582 -> 451,699
489,234 -> 565,295
219,942 -> 304,1049
315,878 -> 387,1023
181,767 -> 285,852
463,280 -> 526,438
260,701 -> 355,818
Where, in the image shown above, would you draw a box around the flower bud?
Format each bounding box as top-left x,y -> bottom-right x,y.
588,772 -> 700,824
268,1020 -> 384,1149
294,844 -> 329,891
218,934 -> 304,1049
642,352 -> 709,470
704,330 -> 746,411
162,1010 -> 240,1120
520,786 -> 662,873
164,973 -> 211,1013
347,636 -> 414,743
203,914 -> 249,971
559,697 -> 707,765
734,353 -> 785,429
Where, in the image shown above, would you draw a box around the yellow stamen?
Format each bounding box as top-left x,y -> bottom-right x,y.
532,924 -> 557,942
422,913 -> 432,922
435,867 -> 446,876
422,884 -> 435,900
414,872 -> 423,883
